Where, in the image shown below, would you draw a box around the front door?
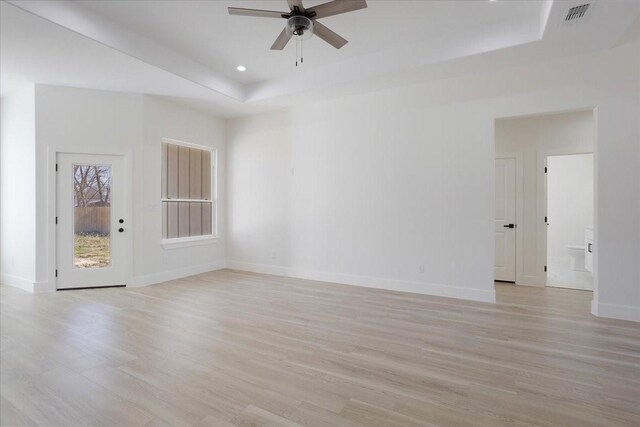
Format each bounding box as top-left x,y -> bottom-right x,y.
56,153 -> 127,289
495,158 -> 516,282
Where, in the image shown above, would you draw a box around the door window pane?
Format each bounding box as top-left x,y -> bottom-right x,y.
73,164 -> 111,268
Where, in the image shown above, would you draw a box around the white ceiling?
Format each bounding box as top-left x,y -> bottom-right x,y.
0,1 -> 249,117
76,0 -> 543,85
2,0 -> 639,117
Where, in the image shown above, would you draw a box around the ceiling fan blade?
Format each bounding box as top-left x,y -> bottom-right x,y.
287,0 -> 305,12
307,0 -> 367,19
228,7 -> 287,18
312,20 -> 348,49
271,27 -> 292,50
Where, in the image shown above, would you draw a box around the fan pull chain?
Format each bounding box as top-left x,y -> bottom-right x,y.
294,37 -> 304,67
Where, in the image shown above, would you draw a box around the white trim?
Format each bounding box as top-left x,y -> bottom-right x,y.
1,273 -> 35,292
0,276 -> 53,293
161,198 -> 212,203
212,148 -> 219,237
130,260 -> 226,287
592,301 -> 640,322
33,281 -> 56,294
226,261 -> 496,303
33,280 -> 55,293
495,152 -> 524,285
591,107 -> 599,309
161,235 -> 219,249
161,137 -> 214,152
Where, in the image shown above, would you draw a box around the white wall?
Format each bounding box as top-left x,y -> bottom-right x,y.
0,85 -> 37,291
228,100 -> 496,303
227,41 -> 640,320
139,95 -> 226,284
31,85 -> 226,291
495,111 -> 594,285
547,154 -> 594,268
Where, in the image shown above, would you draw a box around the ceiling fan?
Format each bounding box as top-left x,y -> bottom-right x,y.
228,0 -> 367,50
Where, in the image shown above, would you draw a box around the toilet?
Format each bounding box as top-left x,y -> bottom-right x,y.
566,245 -> 587,271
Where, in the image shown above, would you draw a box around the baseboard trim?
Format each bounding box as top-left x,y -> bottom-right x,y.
592,300 -> 640,322
33,280 -> 55,293
1,273 -> 35,292
130,260 -> 227,287
226,261 -> 496,303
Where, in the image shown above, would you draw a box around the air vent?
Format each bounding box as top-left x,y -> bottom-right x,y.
565,3 -> 590,22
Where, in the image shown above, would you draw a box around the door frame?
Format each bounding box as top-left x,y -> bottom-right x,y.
538,148 -> 594,288
47,147 -> 134,290
495,152 -> 524,285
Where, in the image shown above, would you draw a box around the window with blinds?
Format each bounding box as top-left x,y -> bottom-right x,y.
161,141 -> 215,240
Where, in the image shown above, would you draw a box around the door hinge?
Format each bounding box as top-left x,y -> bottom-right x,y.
55,163 -> 58,172
55,269 -> 58,277
544,266 -> 547,272
55,216 -> 58,224
544,167 -> 547,173
545,216 -> 547,223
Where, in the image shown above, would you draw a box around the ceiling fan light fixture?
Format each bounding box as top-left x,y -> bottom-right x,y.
285,15 -> 313,40
228,0 -> 368,51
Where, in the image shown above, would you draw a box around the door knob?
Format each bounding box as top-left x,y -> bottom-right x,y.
118,228 -> 124,233
503,224 -> 515,228
119,219 -> 124,224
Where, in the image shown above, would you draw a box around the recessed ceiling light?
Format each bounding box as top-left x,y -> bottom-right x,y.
236,65 -> 246,72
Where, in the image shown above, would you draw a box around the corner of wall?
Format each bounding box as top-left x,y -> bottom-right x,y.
130,259 -> 227,288
1,84 -> 37,288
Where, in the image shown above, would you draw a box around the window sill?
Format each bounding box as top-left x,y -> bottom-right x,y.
161,235 -> 219,250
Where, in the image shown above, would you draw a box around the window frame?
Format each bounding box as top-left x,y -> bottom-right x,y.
160,138 -> 218,249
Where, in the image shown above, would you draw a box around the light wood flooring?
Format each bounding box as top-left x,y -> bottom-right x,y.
1,270 -> 639,426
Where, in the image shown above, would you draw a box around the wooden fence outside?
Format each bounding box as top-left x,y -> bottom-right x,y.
75,207 -> 110,234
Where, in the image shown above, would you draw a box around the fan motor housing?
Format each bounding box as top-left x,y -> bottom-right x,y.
286,15 -> 313,38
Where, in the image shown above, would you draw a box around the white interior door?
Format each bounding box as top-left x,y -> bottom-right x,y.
495,158 -> 516,282
56,153 -> 127,289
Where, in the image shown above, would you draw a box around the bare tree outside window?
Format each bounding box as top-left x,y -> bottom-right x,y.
74,165 -> 111,207
73,164 -> 112,268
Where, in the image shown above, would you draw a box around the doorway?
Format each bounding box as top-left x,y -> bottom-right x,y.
56,153 -> 127,289
494,157 -> 517,282
494,110 -> 595,287
545,153 -> 594,290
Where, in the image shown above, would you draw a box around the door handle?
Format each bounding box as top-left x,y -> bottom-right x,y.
503,224 -> 515,228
